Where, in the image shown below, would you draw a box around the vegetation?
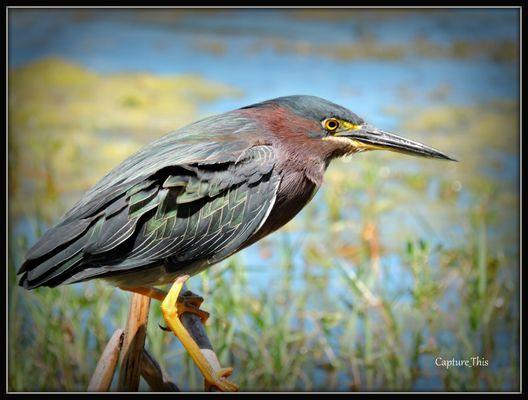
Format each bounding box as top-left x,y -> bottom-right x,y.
8,56 -> 518,391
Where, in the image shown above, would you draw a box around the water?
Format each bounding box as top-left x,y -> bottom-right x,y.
9,9 -> 518,108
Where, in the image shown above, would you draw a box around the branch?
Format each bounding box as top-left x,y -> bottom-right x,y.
179,286 -> 225,389
117,293 -> 151,391
140,348 -> 180,391
89,284 -> 227,392
87,328 -> 124,391
180,310 -> 222,371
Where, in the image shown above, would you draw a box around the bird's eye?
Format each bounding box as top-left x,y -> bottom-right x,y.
323,118 -> 339,132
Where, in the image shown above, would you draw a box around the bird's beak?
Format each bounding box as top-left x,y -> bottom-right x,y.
340,124 -> 457,161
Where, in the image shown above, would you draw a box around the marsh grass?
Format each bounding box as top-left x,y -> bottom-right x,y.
7,59 -> 519,392
8,189 -> 518,391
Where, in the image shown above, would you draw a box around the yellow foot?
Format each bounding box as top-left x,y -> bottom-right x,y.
161,275 -> 238,392
177,291 -> 210,324
205,367 -> 239,392
158,291 -> 210,331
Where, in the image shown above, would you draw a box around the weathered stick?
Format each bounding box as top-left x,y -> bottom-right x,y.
117,293 -> 152,391
180,310 -> 222,371
90,284 -> 227,392
179,287 -> 225,390
87,328 -> 125,391
140,348 -> 180,391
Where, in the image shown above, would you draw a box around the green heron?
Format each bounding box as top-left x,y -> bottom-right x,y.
18,95 -> 454,391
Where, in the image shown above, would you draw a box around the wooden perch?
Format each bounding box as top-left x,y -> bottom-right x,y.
140,348 -> 180,391
117,293 -> 151,391
88,328 -> 124,391
89,284 -> 228,392
180,287 -> 223,374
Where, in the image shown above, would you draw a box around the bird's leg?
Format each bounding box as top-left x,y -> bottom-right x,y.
120,287 -> 210,325
122,286 -> 167,301
121,280 -> 237,391
160,275 -> 238,392
120,287 -> 171,330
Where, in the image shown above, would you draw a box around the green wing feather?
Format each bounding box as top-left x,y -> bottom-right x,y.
18,125 -> 280,289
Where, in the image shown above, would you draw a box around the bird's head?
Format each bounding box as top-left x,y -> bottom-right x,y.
241,95 -> 456,162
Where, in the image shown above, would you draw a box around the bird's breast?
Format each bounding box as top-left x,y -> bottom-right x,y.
243,170 -> 319,248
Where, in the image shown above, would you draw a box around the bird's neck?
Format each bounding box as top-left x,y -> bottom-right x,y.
280,147 -> 328,187
240,106 -> 331,187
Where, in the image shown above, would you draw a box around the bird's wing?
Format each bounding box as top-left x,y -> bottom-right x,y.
19,111 -> 259,268
60,111 -> 259,224
18,143 -> 280,289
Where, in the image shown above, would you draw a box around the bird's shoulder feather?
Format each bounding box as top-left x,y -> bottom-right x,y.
18,137 -> 279,288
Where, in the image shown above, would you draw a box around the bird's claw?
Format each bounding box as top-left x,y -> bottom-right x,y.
180,291 -> 204,307
158,323 -> 171,331
158,292 -> 210,332
204,367 -> 238,392
176,296 -> 210,325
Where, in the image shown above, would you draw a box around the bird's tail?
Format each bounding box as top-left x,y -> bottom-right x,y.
17,216 -> 102,289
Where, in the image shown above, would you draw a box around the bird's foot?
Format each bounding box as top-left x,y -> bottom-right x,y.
158,291 -> 209,331
161,275 -> 238,392
175,289 -> 236,391
177,291 -> 210,324
204,367 -> 239,392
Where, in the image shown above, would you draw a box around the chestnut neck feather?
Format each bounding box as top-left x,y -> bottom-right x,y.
240,104 -> 347,187
234,105 -> 353,247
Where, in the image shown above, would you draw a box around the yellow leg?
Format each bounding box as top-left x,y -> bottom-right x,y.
122,286 -> 210,325
161,275 -> 238,392
121,282 -> 238,391
122,286 -> 167,302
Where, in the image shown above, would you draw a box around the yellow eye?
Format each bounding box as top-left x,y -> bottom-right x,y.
324,118 -> 339,132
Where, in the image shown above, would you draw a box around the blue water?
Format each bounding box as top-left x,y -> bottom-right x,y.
9,9 -> 519,111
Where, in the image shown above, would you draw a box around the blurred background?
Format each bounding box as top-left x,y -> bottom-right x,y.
8,8 -> 519,392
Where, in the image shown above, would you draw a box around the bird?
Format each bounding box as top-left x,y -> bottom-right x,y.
17,95 -> 455,391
